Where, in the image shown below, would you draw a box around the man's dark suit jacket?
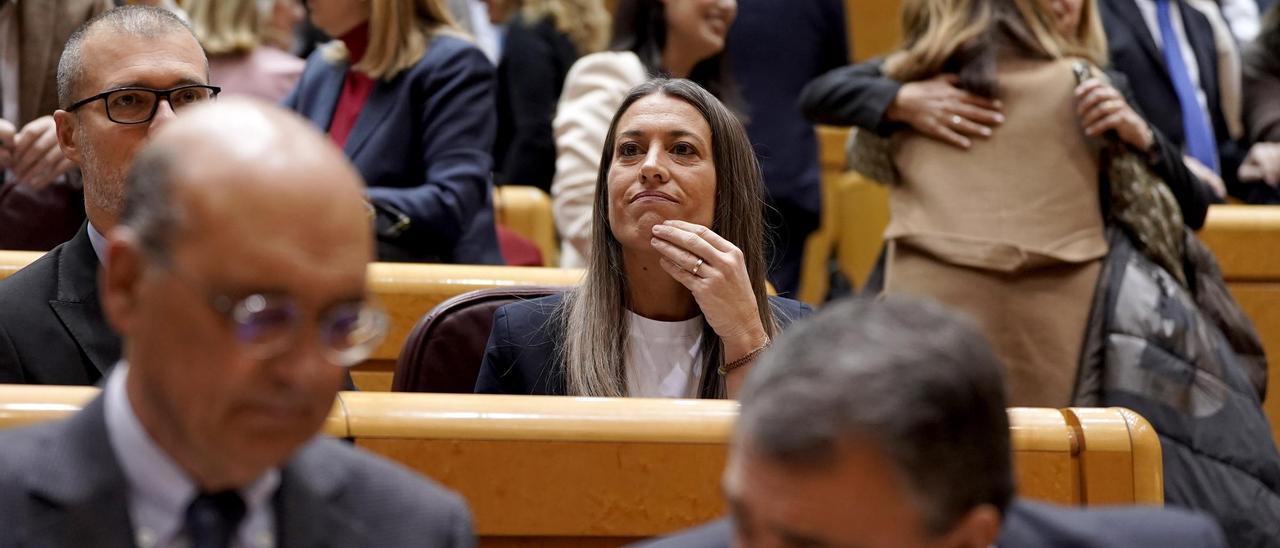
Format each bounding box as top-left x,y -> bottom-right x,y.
632,500 -> 1226,548
1098,0 -> 1275,202
285,34 -> 503,264
492,14 -> 579,192
726,0 -> 847,219
474,294 -> 814,396
0,225 -> 118,384
0,396 -> 475,547
0,225 -> 355,389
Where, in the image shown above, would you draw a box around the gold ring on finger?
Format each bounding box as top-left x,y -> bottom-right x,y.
692,258 -> 704,276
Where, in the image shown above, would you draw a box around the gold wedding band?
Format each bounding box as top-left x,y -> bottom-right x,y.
692,258 -> 704,276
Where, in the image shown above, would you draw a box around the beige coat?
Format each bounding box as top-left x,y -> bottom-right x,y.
884,57 -> 1106,407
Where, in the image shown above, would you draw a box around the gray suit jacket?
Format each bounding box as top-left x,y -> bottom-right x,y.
633,500 -> 1226,548
0,396 -> 475,547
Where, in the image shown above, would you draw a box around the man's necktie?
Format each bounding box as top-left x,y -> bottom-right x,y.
184,491 -> 247,548
1155,0 -> 1220,173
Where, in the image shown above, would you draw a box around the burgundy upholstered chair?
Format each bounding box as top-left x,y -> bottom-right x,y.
391,286 -> 565,392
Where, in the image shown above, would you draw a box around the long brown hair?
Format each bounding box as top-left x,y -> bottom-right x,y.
885,0 -> 1104,97
559,78 -> 775,398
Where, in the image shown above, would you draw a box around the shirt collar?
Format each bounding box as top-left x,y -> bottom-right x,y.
103,363 -> 281,548
86,221 -> 108,265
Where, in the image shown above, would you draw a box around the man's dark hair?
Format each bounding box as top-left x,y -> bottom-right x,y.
738,296 -> 1016,535
57,6 -> 202,108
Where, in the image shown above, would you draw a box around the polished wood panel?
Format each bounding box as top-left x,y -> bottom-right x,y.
0,250 -> 40,280
0,386 -> 1161,546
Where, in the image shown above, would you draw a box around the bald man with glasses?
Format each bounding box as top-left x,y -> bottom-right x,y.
0,6 -> 220,385
0,97 -> 475,548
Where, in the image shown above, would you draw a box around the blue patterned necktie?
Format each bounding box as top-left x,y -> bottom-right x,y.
184,491 -> 247,548
1154,0 -> 1219,173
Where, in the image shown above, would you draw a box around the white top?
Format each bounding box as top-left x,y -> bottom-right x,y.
104,364 -> 280,548
624,311 -> 705,398
1217,0 -> 1259,42
550,51 -> 649,268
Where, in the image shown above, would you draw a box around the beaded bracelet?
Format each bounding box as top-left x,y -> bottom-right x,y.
718,339 -> 770,376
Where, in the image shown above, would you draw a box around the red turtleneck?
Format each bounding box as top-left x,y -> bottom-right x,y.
328,22 -> 375,148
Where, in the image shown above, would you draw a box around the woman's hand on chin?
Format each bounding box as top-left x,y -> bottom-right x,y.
649,219 -> 768,358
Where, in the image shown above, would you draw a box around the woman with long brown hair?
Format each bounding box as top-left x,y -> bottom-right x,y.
477,79 -> 809,398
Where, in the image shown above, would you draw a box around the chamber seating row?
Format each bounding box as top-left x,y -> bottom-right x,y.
0,384 -> 1161,547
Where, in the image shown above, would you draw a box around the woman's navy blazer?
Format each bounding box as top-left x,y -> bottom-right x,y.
285,34 -> 503,264
475,293 -> 814,396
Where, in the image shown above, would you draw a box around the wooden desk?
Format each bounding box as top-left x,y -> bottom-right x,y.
0,386 -> 1162,547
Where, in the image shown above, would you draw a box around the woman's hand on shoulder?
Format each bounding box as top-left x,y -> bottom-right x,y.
649,220 -> 768,360
1075,78 -> 1154,152
887,74 -> 1004,149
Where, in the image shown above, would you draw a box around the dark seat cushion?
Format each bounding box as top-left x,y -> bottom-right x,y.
392,286 -> 564,392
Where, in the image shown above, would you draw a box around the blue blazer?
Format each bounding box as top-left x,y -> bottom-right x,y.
474,293 -> 814,396
285,35 -> 504,264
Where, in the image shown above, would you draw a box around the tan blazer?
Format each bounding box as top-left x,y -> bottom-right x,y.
16,0 -> 112,125
886,57 -> 1106,273
0,0 -> 110,252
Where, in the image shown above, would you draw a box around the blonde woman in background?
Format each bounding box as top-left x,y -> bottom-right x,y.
879,0 -> 1109,407
490,0 -> 610,192
285,0 -> 503,264
185,0 -> 305,102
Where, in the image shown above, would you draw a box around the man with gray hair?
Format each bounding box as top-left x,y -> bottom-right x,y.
0,5 -> 215,384
0,97 -> 475,547
641,296 -> 1227,548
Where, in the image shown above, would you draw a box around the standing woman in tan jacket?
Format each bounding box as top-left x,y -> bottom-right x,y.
880,0 -> 1108,406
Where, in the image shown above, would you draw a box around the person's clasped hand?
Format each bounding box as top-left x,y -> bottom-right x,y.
1074,77 -> 1154,151
11,115 -> 76,189
650,219 -> 768,357
1240,143 -> 1280,187
887,73 -> 1004,149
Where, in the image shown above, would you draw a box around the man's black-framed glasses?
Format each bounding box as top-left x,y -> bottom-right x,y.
65,84 -> 222,124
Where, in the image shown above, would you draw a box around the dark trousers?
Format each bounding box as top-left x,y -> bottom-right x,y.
764,201 -> 819,297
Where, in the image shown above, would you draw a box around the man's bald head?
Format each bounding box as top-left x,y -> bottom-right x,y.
105,99 -> 374,490
120,98 -> 371,260
57,6 -> 205,108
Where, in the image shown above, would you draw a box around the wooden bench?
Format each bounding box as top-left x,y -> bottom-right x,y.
0,385 -> 1163,546
1198,205 -> 1280,447
0,256 -> 582,392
